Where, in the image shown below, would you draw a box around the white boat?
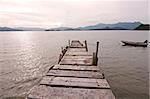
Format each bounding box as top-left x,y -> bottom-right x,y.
121,40 -> 148,47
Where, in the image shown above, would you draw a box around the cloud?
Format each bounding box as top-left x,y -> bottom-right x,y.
0,0 -> 149,28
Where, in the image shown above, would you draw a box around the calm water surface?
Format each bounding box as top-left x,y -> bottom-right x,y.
0,31 -> 149,99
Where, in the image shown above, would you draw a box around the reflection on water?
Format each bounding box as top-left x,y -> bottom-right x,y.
0,31 -> 149,99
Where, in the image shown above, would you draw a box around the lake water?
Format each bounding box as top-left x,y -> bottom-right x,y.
0,30 -> 149,99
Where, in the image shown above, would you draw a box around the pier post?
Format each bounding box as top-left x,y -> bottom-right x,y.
58,54 -> 63,63
85,40 -> 88,52
92,52 -> 97,65
68,40 -> 70,47
96,41 -> 99,58
92,41 -> 99,65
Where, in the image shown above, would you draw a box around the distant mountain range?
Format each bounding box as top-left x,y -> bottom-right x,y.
45,27 -> 74,31
14,27 -> 46,31
0,22 -> 149,31
78,22 -> 141,30
0,27 -> 46,31
46,22 -> 144,31
0,27 -> 22,31
135,24 -> 150,30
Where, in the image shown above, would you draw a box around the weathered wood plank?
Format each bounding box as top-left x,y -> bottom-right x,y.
40,76 -> 110,89
63,55 -> 93,59
47,70 -> 104,79
60,58 -> 93,65
67,48 -> 87,52
28,85 -> 116,99
62,56 -> 92,61
70,46 -> 86,48
70,40 -> 84,47
53,65 -> 100,71
65,52 -> 91,56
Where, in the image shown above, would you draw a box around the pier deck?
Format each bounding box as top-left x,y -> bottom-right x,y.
27,40 -> 115,99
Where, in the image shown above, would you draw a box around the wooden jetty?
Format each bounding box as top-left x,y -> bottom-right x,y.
27,40 -> 115,99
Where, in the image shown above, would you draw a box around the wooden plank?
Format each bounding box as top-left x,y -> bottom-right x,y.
70,40 -> 84,47
40,76 -> 110,89
63,55 -> 92,59
67,48 -> 87,52
60,58 -> 93,65
65,52 -> 92,56
47,70 -> 104,79
53,65 -> 100,71
70,44 -> 83,47
70,46 -> 86,48
62,56 -> 92,61
28,85 -> 116,99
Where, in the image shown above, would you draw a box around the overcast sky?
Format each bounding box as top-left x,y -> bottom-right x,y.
0,0 -> 149,28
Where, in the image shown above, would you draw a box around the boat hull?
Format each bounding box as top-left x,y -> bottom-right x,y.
121,41 -> 148,47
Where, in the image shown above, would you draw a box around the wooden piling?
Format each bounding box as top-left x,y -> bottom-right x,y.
85,40 -> 88,52
68,40 -> 70,47
96,41 -> 99,58
61,47 -> 64,53
58,54 -> 63,63
92,42 -> 99,66
92,52 -> 97,65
